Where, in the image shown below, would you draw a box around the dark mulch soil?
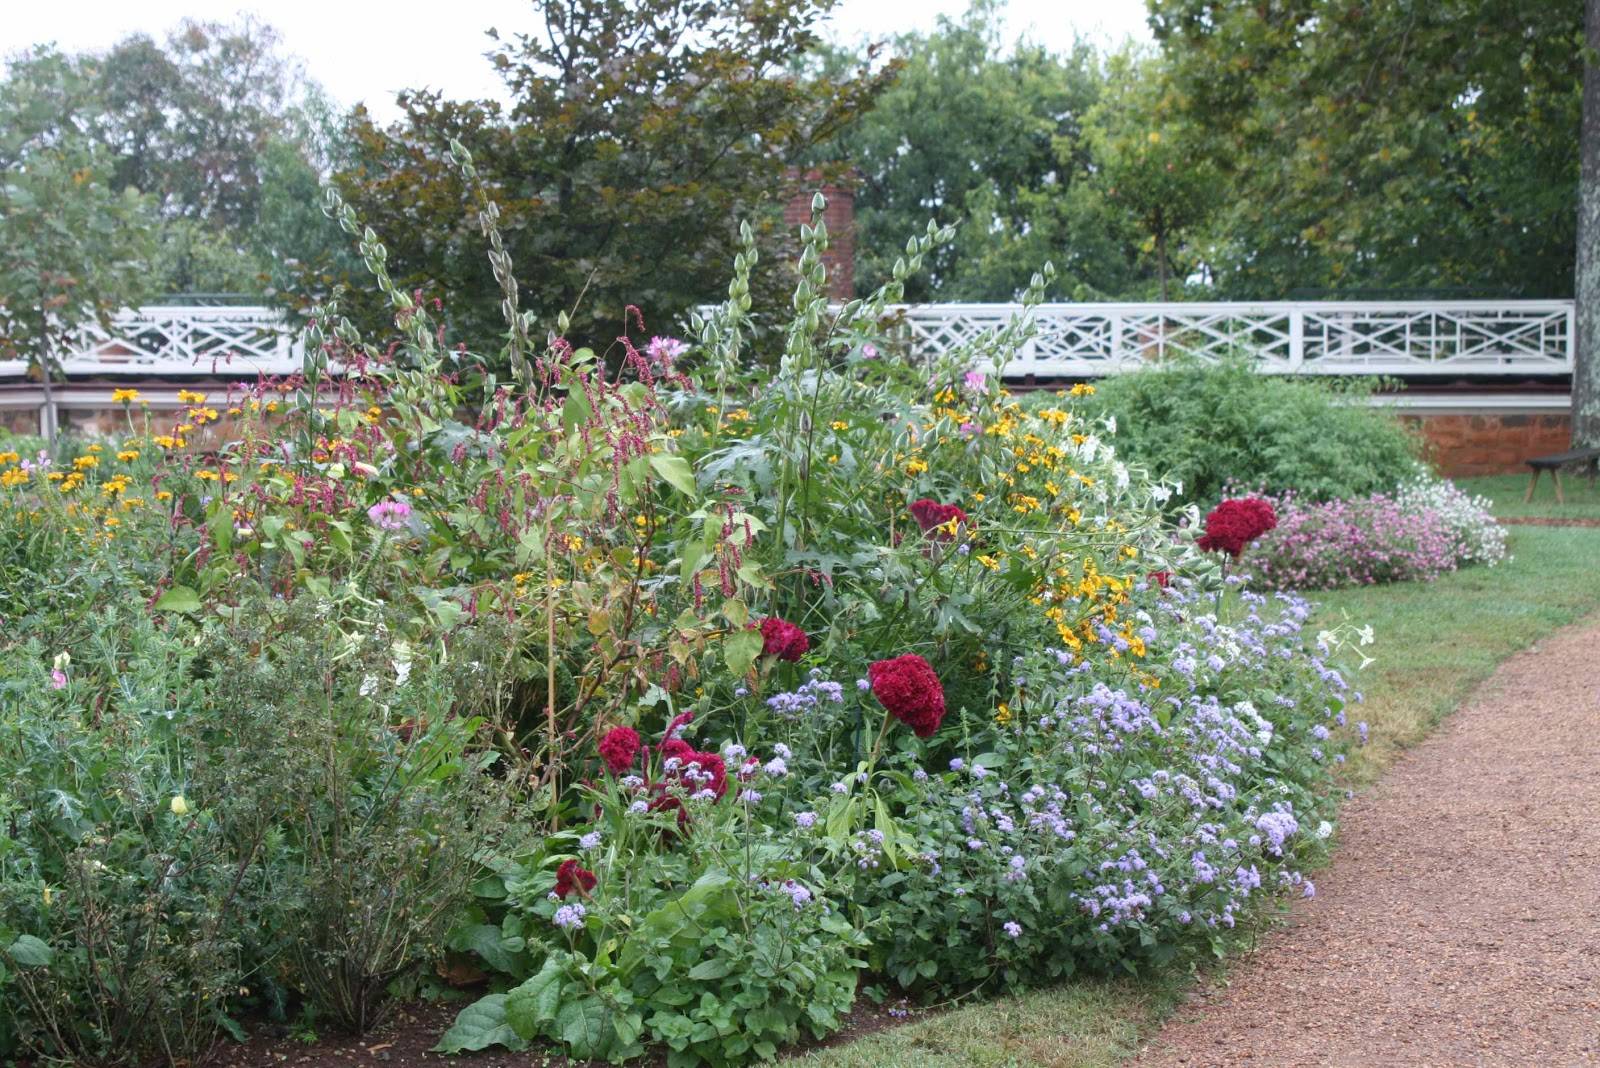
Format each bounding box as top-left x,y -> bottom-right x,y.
202,997 -> 921,1068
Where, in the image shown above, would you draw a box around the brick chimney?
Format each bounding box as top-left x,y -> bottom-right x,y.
783,168 -> 856,300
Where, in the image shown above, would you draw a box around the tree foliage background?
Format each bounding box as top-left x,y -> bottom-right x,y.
328,0 -> 893,351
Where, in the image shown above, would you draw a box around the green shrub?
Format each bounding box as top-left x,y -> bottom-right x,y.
1066,359 -> 1422,506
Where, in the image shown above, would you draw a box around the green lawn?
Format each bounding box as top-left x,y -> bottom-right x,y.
1458,472 -> 1600,520
800,515 -> 1600,1068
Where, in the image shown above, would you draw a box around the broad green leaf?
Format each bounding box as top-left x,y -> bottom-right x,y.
649,454 -> 698,498
7,935 -> 52,967
505,956 -> 565,1036
433,994 -> 528,1053
153,586 -> 201,614
687,957 -> 734,981
723,627 -> 764,677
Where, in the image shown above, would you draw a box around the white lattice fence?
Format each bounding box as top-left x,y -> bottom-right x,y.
896,300 -> 1573,377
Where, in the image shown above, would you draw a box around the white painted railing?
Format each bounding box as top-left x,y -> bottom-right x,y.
0,299 -> 1574,381
0,305 -> 301,379
899,300 -> 1574,376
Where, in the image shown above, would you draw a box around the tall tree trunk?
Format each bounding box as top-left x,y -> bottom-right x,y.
1574,0 -> 1600,447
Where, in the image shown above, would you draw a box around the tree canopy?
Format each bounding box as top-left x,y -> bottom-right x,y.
330,0 -> 892,351
0,50 -> 157,383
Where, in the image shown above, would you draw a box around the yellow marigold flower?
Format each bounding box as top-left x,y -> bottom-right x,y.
73,455 -> 99,470
103,516 -> 120,527
227,407 -> 243,416
831,420 -> 849,431
196,470 -> 220,481
976,554 -> 1000,571
365,405 -> 383,425
1070,383 -> 1095,397
0,468 -> 28,487
112,388 -> 141,404
86,444 -> 103,454
176,389 -> 207,404
905,458 -> 928,476
154,435 -> 177,448
122,497 -> 144,509
47,471 -> 65,482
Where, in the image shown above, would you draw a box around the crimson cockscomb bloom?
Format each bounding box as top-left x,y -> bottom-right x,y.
554,858 -> 597,898
597,726 -> 640,774
908,498 -> 968,540
1196,497 -> 1278,558
759,617 -> 809,662
868,653 -> 946,738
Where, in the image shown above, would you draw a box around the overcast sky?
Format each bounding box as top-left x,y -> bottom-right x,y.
4,0 -> 1152,121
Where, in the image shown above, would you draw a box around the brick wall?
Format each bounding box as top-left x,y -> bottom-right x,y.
783,170 -> 855,300
1402,411 -> 1572,476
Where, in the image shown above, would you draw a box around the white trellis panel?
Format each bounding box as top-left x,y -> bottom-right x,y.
895,300 -> 1574,377
0,305 -> 303,379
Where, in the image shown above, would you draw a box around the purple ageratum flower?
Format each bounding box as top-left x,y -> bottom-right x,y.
1002,921 -> 1022,938
1303,880 -> 1316,898
553,902 -> 587,930
793,811 -> 817,829
366,498 -> 412,531
949,758 -> 965,772
578,831 -> 602,850
782,880 -> 813,908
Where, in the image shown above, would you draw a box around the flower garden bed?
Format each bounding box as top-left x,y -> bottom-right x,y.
2,201 -> 1373,1067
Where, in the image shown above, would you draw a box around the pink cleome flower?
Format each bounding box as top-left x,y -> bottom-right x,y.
366,498 -> 412,532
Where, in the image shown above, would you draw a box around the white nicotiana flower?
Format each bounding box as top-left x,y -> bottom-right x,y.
1236,700 -> 1274,746
1357,625 -> 1375,647
359,675 -> 380,698
1316,629 -> 1336,649
1316,820 -> 1334,840
1113,462 -> 1130,490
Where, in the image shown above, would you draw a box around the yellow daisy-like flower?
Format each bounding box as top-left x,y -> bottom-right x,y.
112,388 -> 141,404
905,458 -> 929,476
117,449 -> 140,463
995,702 -> 1012,726
73,455 -> 99,471
176,389 -> 207,404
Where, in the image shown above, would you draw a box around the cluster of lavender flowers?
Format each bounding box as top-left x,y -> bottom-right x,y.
857,584 -> 1355,994
1244,479 -> 1505,589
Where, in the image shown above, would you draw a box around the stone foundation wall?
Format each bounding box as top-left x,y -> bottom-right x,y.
1402,411 -> 1572,477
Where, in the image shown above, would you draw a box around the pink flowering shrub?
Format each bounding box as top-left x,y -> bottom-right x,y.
1244,480 -> 1505,589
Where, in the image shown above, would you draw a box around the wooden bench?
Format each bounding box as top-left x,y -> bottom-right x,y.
1525,447 -> 1600,504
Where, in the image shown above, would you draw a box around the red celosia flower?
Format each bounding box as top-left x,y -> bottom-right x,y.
1196,497 -> 1279,558
658,738 -> 727,799
1148,570 -> 1172,589
868,653 -> 946,738
759,617 -> 810,662
554,858 -> 596,898
597,726 -> 640,774
908,498 -> 968,540
663,709 -> 694,740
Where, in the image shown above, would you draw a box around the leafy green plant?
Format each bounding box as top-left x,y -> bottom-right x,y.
1069,359 -> 1422,507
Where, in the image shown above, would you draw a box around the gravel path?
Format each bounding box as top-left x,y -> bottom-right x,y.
1135,617 -> 1600,1067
